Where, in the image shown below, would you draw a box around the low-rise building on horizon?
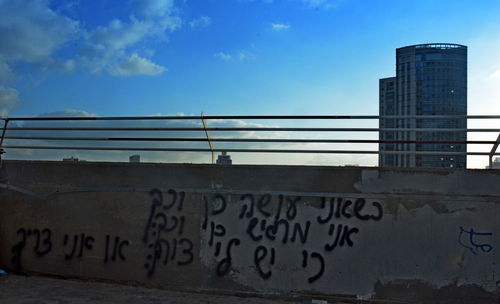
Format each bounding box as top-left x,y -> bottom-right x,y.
216,151 -> 232,165
129,155 -> 140,163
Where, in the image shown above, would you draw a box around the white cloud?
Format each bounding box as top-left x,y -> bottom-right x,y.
291,0 -> 342,9
61,59 -> 76,73
0,0 -> 184,118
238,52 -> 248,61
58,1 -> 80,15
129,0 -> 176,19
111,53 -> 166,76
490,69 -> 500,79
0,86 -> 20,117
84,12 -> 180,54
0,0 -> 79,63
0,0 -> 181,79
0,0 -> 80,116
271,23 -> 290,31
37,109 -> 97,118
240,0 -> 275,3
215,52 -> 233,62
143,49 -> 156,57
246,0 -> 342,9
0,61 -> 14,82
79,1 -> 181,75
215,51 -> 256,62
87,20 -> 151,53
36,58 -> 76,75
190,16 -> 211,29
238,51 -> 256,61
0,0 -> 79,83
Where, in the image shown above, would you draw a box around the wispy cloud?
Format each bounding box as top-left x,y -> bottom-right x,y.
110,53 -> 166,76
189,16 -> 211,29
215,51 -> 256,62
80,1 -> 181,76
271,23 -> 291,31
0,0 -> 181,79
0,61 -> 14,83
292,0 -> 343,9
0,0 -> 79,79
37,109 -> 97,118
238,51 -> 256,61
490,69 -> 500,79
129,0 -> 178,19
0,1 -> 79,63
215,52 -> 233,62
246,0 -> 343,9
0,86 -> 19,117
0,0 -> 184,114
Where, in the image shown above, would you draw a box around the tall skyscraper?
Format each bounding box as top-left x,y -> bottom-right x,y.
379,43 -> 467,168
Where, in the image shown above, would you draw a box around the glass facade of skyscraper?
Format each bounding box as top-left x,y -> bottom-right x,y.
379,43 -> 467,168
379,77 -> 397,167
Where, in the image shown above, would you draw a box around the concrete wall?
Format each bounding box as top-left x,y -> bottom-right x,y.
1,160 -> 499,303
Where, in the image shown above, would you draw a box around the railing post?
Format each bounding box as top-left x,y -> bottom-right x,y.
0,119 -> 9,169
488,133 -> 500,168
201,112 -> 215,164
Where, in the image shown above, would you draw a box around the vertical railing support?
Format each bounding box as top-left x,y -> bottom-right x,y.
0,119 -> 9,169
201,112 -> 215,164
488,133 -> 500,168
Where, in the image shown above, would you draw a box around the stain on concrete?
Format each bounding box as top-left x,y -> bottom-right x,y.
383,199 -> 451,215
373,280 -> 498,304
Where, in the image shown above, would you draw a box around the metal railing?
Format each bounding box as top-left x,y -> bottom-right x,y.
1,115 -> 500,167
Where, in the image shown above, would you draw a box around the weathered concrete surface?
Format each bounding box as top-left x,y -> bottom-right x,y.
0,274 -> 295,304
1,160 -> 500,303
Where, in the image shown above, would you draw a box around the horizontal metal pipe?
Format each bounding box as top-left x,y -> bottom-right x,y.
2,136 -> 494,145
4,127 -> 497,132
2,115 -> 500,121
1,145 -> 494,156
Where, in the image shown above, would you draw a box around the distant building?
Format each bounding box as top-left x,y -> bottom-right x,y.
129,155 -> 140,163
486,158 -> 500,169
63,156 -> 81,162
379,43 -> 467,168
379,77 -> 397,167
216,151 -> 232,165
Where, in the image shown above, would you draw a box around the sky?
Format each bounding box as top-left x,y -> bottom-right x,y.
1,0 -> 500,167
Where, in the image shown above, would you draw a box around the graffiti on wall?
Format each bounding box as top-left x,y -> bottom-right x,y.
202,193 -> 383,283
142,189 -> 194,277
10,228 -> 131,271
11,228 -> 52,270
8,188 -> 383,284
458,226 -> 493,256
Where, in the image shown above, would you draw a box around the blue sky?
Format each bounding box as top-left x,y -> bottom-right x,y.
2,0 -> 500,118
1,0 -> 500,167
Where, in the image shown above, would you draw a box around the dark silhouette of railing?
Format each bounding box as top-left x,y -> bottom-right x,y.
1,115 -> 499,167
